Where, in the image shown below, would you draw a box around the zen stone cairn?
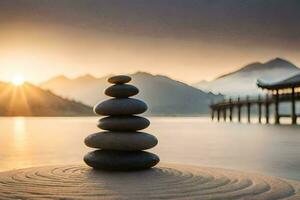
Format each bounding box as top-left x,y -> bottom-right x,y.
84,75 -> 160,171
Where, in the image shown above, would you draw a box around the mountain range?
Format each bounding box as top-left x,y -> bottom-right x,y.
41,72 -> 223,116
0,82 -> 93,116
2,57 -> 296,116
193,58 -> 300,97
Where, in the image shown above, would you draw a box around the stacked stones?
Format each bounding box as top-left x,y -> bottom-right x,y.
84,75 -> 160,171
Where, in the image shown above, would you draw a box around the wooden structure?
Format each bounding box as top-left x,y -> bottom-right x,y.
211,74 -> 300,124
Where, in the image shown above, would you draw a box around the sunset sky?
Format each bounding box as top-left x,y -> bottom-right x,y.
0,0 -> 300,84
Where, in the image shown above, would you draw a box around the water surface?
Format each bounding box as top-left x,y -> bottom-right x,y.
0,117 -> 299,181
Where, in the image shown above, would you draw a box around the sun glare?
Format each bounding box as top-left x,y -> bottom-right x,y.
12,75 -> 25,86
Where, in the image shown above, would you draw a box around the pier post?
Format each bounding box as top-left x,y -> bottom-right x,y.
246,96 -> 251,123
258,95 -> 262,123
229,98 -> 233,122
274,89 -> 280,124
291,87 -> 297,124
237,97 -> 241,122
223,108 -> 227,122
217,109 -> 220,121
210,100 -> 215,121
265,94 -> 269,124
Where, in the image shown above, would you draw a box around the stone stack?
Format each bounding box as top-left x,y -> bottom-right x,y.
84,75 -> 160,171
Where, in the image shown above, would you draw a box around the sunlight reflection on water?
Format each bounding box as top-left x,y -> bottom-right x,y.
8,118 -> 31,169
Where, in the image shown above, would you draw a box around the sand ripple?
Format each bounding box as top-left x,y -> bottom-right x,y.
0,163 -> 299,199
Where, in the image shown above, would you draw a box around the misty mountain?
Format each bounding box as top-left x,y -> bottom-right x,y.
0,82 -> 93,116
41,72 -> 223,116
194,58 -> 300,97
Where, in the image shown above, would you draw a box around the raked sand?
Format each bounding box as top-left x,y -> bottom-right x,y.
0,163 -> 299,199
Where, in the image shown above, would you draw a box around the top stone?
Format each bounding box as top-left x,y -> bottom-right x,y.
108,75 -> 131,84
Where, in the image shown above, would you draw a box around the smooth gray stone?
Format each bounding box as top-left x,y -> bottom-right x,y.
98,116 -> 150,131
108,75 -> 131,84
94,98 -> 147,116
84,150 -> 160,171
84,132 -> 158,150
105,84 -> 139,98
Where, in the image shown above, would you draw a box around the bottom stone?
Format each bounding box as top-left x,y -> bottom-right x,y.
84,150 -> 160,171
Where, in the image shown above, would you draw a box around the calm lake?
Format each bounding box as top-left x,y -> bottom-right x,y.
0,117 -> 300,181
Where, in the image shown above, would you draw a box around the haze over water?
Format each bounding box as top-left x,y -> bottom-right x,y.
1,117 -> 299,181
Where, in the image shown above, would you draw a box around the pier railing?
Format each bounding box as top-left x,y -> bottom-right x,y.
210,92 -> 300,124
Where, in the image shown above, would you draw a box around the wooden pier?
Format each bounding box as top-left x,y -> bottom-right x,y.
210,74 -> 300,125
211,93 -> 300,124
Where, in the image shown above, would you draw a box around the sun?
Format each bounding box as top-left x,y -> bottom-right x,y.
12,75 -> 25,86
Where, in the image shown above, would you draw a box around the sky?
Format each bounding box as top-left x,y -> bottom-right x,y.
0,0 -> 300,84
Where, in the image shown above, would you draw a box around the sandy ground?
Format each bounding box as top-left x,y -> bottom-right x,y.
0,163 -> 299,199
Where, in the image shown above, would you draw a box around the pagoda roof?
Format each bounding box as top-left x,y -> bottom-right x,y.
257,73 -> 300,90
